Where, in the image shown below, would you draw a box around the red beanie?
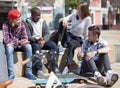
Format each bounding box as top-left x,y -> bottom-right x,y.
8,9 -> 20,19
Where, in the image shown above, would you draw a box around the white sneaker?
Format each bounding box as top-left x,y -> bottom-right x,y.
62,67 -> 69,75
94,71 -> 105,86
58,45 -> 64,55
106,71 -> 119,87
37,70 -> 46,79
54,68 -> 60,74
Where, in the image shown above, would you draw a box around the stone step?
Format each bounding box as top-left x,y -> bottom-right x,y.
101,30 -> 120,45
13,44 -> 117,77
101,30 -> 120,62
13,30 -> 120,77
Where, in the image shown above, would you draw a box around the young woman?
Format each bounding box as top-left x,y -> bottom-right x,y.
57,2 -> 92,74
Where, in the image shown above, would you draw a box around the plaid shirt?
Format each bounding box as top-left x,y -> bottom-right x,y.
2,21 -> 28,46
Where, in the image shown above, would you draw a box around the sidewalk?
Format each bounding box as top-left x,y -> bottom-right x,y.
7,62 -> 120,88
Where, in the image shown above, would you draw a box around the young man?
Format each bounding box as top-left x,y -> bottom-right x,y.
24,7 -> 59,78
2,9 -> 37,80
77,25 -> 119,86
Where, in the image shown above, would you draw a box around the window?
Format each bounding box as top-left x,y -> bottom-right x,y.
102,14 -> 107,25
101,0 -> 107,8
91,13 -> 94,24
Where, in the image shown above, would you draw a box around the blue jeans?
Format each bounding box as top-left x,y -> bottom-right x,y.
5,44 -> 32,76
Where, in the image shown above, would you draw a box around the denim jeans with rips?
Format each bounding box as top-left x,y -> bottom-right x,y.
5,44 -> 32,76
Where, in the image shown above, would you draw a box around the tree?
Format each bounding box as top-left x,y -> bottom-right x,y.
65,0 -> 82,14
25,0 -> 55,7
110,0 -> 120,8
54,13 -> 63,29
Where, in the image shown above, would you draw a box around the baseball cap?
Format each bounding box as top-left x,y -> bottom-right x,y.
8,9 -> 21,19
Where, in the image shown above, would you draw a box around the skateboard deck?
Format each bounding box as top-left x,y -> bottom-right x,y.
32,78 -> 74,84
32,72 -> 88,88
0,42 -> 8,82
33,72 -> 111,88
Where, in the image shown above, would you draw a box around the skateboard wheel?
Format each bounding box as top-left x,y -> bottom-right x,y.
35,84 -> 41,88
79,79 -> 85,84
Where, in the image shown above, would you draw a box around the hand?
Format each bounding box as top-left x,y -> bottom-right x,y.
7,43 -> 14,47
77,51 -> 84,61
38,40 -> 45,47
35,37 -> 40,40
85,51 -> 97,61
62,19 -> 68,29
19,40 -> 30,45
35,37 -> 43,41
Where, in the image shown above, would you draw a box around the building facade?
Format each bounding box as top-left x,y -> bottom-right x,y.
0,0 -> 119,30
0,0 -> 19,29
89,0 -> 110,26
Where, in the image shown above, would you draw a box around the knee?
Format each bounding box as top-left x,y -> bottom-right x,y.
32,43 -> 41,52
50,41 -> 58,49
23,44 -> 32,51
100,53 -> 109,58
32,43 -> 40,48
68,42 -> 74,49
5,45 -> 14,53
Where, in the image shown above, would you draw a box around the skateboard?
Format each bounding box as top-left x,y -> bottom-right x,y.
56,72 -> 88,84
32,78 -> 74,88
32,72 -> 114,88
32,72 -> 88,88
0,79 -> 13,88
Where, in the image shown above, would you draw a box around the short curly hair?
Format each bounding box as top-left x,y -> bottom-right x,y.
31,7 -> 40,15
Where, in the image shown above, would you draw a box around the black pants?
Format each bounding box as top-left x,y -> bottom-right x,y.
31,40 -> 59,72
56,21 -> 83,68
80,53 -> 112,76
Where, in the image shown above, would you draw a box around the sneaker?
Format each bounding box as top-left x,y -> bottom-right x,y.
58,45 -> 64,55
25,73 -> 37,80
9,75 -> 15,80
54,68 -> 60,74
37,70 -> 46,79
94,71 -> 105,86
62,67 -> 69,75
106,72 -> 119,87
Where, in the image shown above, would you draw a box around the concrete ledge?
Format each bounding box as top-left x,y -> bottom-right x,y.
14,52 -> 25,77
108,45 -> 116,63
58,47 -> 81,72
13,50 -> 49,77
13,44 -> 117,77
58,45 -> 116,71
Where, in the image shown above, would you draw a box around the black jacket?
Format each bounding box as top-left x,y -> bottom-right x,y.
23,18 -> 50,43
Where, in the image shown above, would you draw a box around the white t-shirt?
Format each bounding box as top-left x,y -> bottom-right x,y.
63,13 -> 92,39
29,18 -> 44,38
